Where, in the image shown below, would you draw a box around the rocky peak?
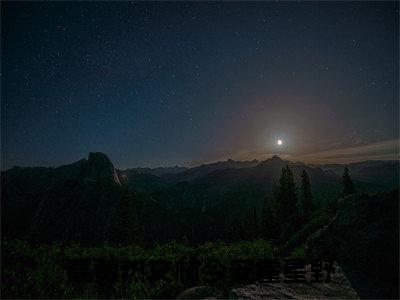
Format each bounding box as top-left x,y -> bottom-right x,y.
84,152 -> 120,184
257,155 -> 284,168
270,154 -> 282,160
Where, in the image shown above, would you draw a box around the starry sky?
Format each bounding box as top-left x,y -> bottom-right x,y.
2,1 -> 399,169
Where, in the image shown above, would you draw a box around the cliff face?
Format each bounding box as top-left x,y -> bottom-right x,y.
1,152 -> 124,243
84,152 -> 121,184
306,190 -> 399,299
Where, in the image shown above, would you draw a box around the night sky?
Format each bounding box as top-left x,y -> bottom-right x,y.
2,1 -> 399,169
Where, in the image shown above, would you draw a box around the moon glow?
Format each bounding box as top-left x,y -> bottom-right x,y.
277,139 -> 283,146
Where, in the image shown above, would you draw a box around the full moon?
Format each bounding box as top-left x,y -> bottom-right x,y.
277,139 -> 283,146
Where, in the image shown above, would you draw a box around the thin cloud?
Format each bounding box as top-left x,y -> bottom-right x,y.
297,139 -> 399,164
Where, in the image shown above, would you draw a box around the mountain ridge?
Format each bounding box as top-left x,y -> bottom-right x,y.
4,152 -> 398,175
1,151 -> 399,245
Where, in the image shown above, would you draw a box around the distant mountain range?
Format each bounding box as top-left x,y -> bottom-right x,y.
4,153 -> 398,187
116,154 -> 398,202
1,152 -> 398,245
115,155 -> 399,187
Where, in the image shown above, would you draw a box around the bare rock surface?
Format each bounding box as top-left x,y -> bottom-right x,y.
177,286 -> 220,299
229,265 -> 359,299
306,191 -> 399,299
177,265 -> 359,299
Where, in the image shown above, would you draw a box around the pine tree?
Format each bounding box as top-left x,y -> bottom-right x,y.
300,170 -> 312,215
275,165 -> 298,225
341,166 -> 356,196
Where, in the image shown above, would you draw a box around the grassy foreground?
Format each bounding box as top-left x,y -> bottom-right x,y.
1,239 -> 279,299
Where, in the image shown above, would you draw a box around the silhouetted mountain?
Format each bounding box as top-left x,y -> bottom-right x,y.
83,152 -> 121,184
1,153 -> 125,243
116,166 -> 186,192
162,158 -> 261,182
300,160 -> 399,190
119,173 -> 169,193
117,166 -> 187,179
320,160 -> 398,185
153,155 -> 340,217
198,155 -> 338,196
1,153 -> 398,245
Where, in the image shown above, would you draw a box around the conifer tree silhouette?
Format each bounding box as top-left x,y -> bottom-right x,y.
341,166 -> 356,196
275,165 -> 298,225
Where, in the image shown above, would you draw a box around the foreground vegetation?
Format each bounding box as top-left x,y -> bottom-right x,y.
1,239 -> 280,299
1,164 -> 354,299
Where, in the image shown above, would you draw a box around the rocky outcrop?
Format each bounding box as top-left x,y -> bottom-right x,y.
2,152 -> 127,244
306,190 -> 399,299
229,265 -> 359,299
84,152 -> 121,184
176,265 -> 359,299
177,286 -> 220,299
